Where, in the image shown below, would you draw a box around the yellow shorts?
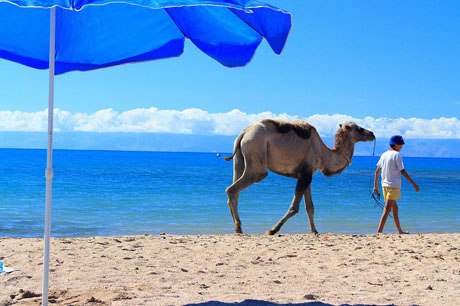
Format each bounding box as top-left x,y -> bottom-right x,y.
382,187 -> 401,201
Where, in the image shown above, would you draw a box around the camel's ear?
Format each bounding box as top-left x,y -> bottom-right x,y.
339,124 -> 342,128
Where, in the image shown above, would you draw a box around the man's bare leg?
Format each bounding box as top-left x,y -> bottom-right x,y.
391,201 -> 405,234
377,199 -> 394,233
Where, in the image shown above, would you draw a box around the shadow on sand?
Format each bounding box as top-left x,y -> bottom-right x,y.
185,300 -> 405,306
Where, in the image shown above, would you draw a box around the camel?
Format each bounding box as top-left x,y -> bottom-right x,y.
224,119 -> 375,235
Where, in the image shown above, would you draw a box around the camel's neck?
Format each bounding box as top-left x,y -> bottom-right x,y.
320,132 -> 354,177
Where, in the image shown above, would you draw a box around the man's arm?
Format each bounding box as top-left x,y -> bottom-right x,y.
373,167 -> 381,195
401,169 -> 420,192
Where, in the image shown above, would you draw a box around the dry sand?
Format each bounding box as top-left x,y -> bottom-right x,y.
1,233 -> 459,306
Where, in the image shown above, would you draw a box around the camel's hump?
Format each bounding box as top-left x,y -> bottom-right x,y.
261,119 -> 312,139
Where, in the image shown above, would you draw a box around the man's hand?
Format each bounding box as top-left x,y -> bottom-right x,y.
373,187 -> 380,195
402,169 -> 419,192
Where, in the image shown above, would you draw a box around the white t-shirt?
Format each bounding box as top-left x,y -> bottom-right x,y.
377,150 -> 404,188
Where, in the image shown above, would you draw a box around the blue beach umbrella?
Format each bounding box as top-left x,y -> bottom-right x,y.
0,0 -> 291,304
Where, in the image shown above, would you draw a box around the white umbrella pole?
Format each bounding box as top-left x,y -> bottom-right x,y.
42,6 -> 56,306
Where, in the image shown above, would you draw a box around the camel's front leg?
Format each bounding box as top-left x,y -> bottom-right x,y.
266,173 -> 312,235
304,185 -> 318,234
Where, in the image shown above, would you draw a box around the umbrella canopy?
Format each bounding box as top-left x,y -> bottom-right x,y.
0,0 -> 291,304
0,0 -> 291,73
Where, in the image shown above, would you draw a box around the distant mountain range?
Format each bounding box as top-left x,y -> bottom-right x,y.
0,132 -> 459,158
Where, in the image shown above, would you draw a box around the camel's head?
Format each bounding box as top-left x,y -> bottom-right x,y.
339,122 -> 375,143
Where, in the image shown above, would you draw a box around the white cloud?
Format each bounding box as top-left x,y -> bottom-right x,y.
0,108 -> 459,139
0,110 -> 48,132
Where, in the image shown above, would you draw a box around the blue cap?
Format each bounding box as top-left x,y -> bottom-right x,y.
389,135 -> 405,145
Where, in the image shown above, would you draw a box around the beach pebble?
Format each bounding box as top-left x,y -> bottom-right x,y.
87,296 -> 102,303
304,294 -> 317,300
426,285 -> 433,290
17,290 -> 40,300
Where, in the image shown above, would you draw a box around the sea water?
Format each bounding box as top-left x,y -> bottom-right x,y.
0,149 -> 458,237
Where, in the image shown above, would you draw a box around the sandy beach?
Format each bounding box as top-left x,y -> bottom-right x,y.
1,233 -> 459,306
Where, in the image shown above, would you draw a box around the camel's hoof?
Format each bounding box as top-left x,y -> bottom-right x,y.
265,230 -> 276,236
234,228 -> 243,234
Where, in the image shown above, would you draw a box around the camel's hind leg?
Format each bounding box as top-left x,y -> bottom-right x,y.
226,153 -> 267,234
304,185 -> 318,234
266,169 -> 312,235
226,150 -> 245,233
232,149 -> 245,183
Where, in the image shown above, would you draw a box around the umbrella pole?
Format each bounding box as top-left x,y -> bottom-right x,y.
42,6 -> 56,306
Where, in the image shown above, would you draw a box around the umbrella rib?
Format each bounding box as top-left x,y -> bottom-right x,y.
0,0 -> 277,12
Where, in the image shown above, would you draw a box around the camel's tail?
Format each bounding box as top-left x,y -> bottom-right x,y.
223,155 -> 234,161
223,131 -> 245,161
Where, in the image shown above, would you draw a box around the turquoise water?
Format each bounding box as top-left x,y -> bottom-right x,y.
0,148 -> 458,237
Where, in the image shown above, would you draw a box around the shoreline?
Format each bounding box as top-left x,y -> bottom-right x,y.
1,233 -> 459,305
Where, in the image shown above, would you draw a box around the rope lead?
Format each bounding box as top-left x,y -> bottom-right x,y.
368,139 -> 393,219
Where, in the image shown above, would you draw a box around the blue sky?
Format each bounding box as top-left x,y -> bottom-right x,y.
0,0 -> 459,141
